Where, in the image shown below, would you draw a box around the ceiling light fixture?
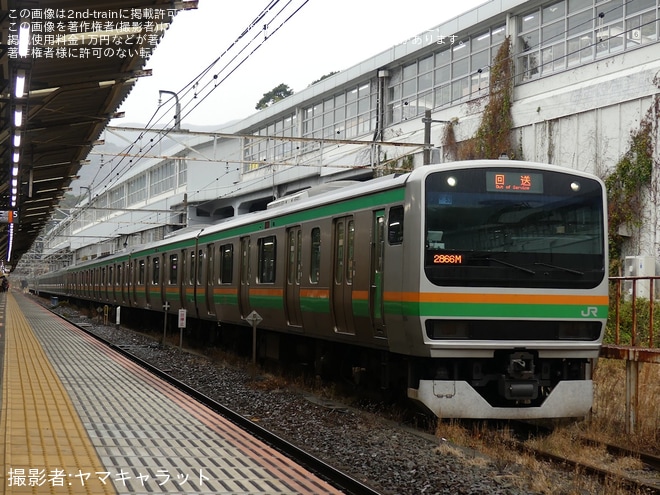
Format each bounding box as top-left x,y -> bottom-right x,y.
18,23 -> 30,56
15,71 -> 26,97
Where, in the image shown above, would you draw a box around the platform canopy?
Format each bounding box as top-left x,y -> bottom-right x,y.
1,0 -> 196,271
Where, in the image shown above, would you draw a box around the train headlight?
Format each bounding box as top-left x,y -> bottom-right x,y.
446,176 -> 457,187
426,320 -> 469,339
570,181 -> 581,192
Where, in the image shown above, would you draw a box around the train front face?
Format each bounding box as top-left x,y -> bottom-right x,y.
408,162 -> 608,419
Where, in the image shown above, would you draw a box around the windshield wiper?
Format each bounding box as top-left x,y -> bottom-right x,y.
533,262 -> 584,276
484,257 -> 536,275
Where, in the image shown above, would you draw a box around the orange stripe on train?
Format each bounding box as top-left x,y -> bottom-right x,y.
384,292 -> 608,305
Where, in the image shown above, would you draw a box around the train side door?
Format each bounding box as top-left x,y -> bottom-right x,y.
285,226 -> 303,327
130,259 -> 137,306
205,243 -> 215,316
371,210 -> 387,335
145,258 -> 152,308
238,236 -> 251,318
179,249 -> 186,309
332,216 -> 355,335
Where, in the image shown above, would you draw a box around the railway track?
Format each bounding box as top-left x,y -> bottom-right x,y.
522,444 -> 660,494
507,421 -> 660,494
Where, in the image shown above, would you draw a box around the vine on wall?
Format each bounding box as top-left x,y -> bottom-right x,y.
605,83 -> 659,275
442,36 -> 515,160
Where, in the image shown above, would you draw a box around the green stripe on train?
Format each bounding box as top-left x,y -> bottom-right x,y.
385,301 -> 608,319
249,295 -> 284,309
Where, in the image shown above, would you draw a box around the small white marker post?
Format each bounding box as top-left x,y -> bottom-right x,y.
178,308 -> 187,349
244,310 -> 263,367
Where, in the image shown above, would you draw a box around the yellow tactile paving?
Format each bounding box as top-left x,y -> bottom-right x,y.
0,293 -> 115,494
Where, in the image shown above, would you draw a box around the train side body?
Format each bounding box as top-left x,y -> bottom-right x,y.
34,160 -> 608,419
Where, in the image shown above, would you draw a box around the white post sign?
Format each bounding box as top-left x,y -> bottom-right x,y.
178,308 -> 187,349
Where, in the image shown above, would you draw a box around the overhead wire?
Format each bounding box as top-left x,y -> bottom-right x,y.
91,0 -> 307,197
52,1 -> 309,241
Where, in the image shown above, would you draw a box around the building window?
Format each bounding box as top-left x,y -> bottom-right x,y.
388,25 -> 505,124
518,0 -> 658,82
150,160 -> 176,196
243,113 -> 297,171
109,185 -> 125,209
127,175 -> 147,206
302,82 -> 375,142
178,160 -> 187,187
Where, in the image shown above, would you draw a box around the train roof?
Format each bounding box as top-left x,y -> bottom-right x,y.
66,170 -> 411,270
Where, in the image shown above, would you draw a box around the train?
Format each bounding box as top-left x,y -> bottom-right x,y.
34,160 -> 609,419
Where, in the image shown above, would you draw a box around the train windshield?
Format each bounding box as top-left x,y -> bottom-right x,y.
424,167 -> 605,288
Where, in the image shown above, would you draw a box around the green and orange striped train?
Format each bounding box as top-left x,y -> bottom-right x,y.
36,160 -> 609,419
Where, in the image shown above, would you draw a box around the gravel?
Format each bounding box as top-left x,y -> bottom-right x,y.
51,304 -> 591,495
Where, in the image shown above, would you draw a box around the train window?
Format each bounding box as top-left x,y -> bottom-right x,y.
220,244 -> 233,283
207,246 -> 215,286
287,230 -> 296,284
109,266 -> 113,286
138,260 -> 145,285
241,238 -> 250,284
169,254 -> 178,284
152,258 -> 160,285
296,229 -> 302,284
189,251 -> 195,284
335,221 -> 344,284
287,228 -> 302,285
346,220 -> 355,284
310,228 -> 321,284
116,265 -> 121,286
198,249 -> 203,284
388,206 -> 404,244
258,236 -> 276,284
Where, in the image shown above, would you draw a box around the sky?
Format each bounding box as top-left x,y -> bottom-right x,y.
113,0 -> 488,128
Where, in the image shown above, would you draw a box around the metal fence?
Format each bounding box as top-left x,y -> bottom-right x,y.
602,275 -> 660,433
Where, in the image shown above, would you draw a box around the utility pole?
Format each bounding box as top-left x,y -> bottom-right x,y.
159,90 -> 181,130
421,110 -> 450,165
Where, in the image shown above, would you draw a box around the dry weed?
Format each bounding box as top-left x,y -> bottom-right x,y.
592,358 -> 660,452
432,360 -> 660,493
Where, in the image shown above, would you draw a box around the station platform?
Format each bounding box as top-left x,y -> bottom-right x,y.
0,292 -> 342,494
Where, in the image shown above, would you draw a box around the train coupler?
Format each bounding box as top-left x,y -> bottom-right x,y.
500,351 -> 538,401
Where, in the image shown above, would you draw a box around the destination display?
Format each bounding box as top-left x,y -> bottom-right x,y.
486,171 -> 544,193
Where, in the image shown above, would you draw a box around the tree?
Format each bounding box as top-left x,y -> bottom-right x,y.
310,72 -> 338,85
255,83 -> 294,110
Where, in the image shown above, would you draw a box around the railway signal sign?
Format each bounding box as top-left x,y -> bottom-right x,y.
245,310 -> 263,367
245,310 -> 263,325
